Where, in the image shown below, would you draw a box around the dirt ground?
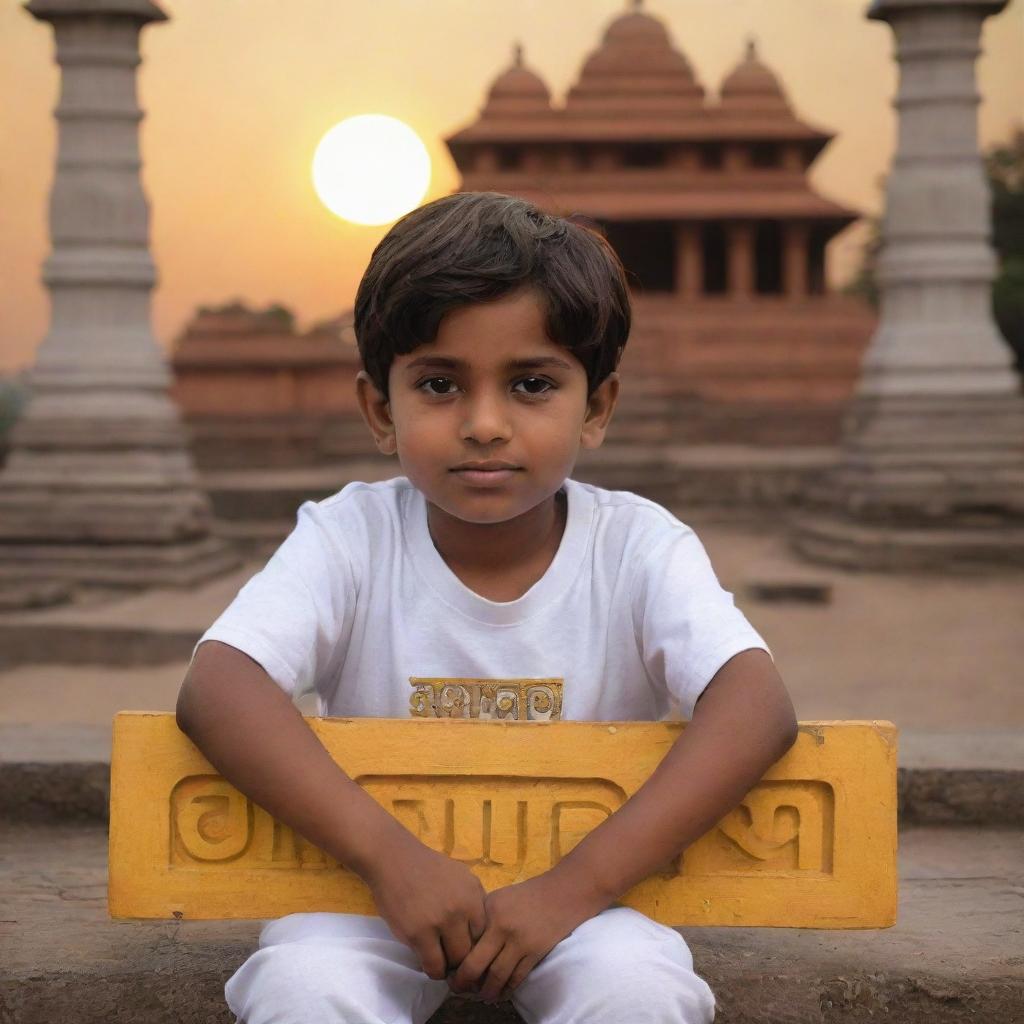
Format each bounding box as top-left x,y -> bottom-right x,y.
0,521 -> 1021,735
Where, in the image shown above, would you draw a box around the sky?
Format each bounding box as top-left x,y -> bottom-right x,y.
0,0 -> 1021,374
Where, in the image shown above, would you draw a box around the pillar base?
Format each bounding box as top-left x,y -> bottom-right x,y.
791,391 -> 1024,571
0,485 -> 216,545
0,534 -> 240,592
0,431 -> 242,591
789,515 -> 1024,572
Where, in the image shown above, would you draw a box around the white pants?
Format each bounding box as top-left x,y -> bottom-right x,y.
225,908 -> 715,1024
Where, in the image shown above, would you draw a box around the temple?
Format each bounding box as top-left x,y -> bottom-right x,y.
169,3 -> 875,468
445,4 -> 875,446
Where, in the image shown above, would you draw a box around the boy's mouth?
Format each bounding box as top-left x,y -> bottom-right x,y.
450,461 -> 522,484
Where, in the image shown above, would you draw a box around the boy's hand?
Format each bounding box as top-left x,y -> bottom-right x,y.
363,836 -> 488,982
448,871 -> 606,1003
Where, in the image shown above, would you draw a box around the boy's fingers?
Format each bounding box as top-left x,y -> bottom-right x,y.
502,954 -> 538,996
416,933 -> 448,981
478,946 -> 522,1003
470,905 -> 487,942
451,930 -> 503,991
440,922 -> 473,975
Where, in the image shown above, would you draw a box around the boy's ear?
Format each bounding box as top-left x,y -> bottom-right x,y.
356,370 -> 398,456
580,372 -> 620,450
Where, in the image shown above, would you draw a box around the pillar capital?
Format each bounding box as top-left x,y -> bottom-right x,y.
868,0 -> 1006,21
26,0 -> 167,24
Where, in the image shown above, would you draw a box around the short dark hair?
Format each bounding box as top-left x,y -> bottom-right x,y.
354,192 -> 631,396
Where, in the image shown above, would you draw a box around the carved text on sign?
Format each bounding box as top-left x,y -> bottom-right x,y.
357,775 -> 626,872
170,775 -> 835,881
171,773 -> 626,879
687,781 -> 835,876
171,776 -> 336,870
409,678 -> 563,721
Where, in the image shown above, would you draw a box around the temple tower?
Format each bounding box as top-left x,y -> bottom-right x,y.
792,0 -> 1024,569
446,3 -> 875,450
0,0 -> 237,593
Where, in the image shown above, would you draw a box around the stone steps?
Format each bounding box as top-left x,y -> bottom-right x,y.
1,823 -> 1020,1024
3,746 -> 1021,829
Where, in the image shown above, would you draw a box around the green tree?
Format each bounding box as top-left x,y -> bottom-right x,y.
0,372 -> 28,460
844,214 -> 881,309
987,128 -> 1024,371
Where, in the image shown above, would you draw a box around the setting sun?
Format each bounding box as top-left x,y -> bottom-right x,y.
312,114 -> 431,226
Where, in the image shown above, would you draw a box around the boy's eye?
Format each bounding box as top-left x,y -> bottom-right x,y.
418,377 -> 458,396
513,377 -> 554,396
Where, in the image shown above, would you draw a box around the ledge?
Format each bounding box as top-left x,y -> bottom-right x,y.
1,824 -> 1020,1024
2,724 -> 1019,827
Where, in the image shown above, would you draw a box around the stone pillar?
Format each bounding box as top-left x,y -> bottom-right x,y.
792,0 -> 1024,570
475,146 -> 499,173
674,223 -> 703,299
723,144 -> 747,174
784,222 -> 809,299
781,144 -> 805,173
728,222 -> 755,299
0,0 -> 238,593
669,146 -> 700,172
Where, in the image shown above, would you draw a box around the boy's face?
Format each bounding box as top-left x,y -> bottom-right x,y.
357,288 -> 618,527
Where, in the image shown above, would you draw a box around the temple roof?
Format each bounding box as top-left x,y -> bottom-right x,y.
480,44 -> 553,118
447,3 -> 830,148
719,39 -> 792,116
564,1 -> 705,116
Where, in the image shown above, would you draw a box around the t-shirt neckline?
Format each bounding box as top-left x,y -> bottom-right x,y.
404,479 -> 594,626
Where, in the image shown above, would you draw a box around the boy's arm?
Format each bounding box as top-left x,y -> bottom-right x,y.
450,648 -> 797,1003
177,640 -> 487,979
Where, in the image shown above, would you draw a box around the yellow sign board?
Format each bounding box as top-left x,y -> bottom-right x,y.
109,714 -> 897,928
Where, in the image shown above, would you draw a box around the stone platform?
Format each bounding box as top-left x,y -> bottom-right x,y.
2,519 -> 1021,739
1,514 -> 1020,1021
2,720 -> 1020,828
1,823 -> 1020,1024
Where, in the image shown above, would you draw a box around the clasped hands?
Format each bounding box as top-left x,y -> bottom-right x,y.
366,838 -> 606,1005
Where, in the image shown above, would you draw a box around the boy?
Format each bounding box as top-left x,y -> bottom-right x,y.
177,191 -> 797,1024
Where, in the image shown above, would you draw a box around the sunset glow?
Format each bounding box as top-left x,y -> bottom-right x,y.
312,114 -> 431,226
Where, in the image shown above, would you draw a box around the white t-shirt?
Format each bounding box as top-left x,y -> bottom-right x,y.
197,477 -> 770,722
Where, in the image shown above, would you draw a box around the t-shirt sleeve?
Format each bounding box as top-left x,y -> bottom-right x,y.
194,500 -> 355,698
632,526 -> 771,719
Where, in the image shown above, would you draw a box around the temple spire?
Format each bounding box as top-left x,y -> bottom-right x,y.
746,36 -> 758,60
513,41 -> 523,67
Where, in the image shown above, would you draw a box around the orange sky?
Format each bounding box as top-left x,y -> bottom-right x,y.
0,0 -> 1021,374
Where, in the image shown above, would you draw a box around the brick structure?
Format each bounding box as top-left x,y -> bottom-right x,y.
170,303 -> 366,468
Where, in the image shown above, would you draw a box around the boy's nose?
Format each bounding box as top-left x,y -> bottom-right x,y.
460,391 -> 512,445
